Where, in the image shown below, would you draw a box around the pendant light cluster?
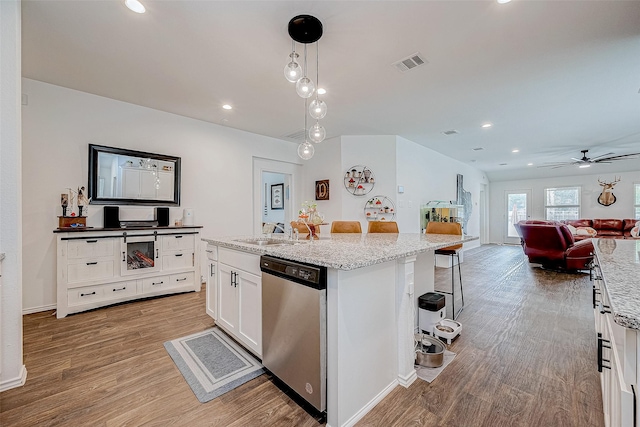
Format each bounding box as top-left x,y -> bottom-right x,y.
285,15 -> 327,160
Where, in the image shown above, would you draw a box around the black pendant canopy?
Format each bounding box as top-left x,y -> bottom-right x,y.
288,15 -> 323,44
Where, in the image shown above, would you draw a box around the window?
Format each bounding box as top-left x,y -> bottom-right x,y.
544,186 -> 580,221
635,184 -> 640,219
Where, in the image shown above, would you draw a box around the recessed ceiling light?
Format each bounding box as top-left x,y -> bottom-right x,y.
222,104 -> 232,110
579,164 -> 591,168
497,0 -> 512,4
527,163 -> 533,166
481,123 -> 492,128
124,0 -> 145,13
512,149 -> 519,153
317,88 -> 326,95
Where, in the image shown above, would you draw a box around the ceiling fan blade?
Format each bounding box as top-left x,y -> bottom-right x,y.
588,152 -> 615,161
538,163 -> 571,168
595,153 -> 640,162
570,158 -> 584,162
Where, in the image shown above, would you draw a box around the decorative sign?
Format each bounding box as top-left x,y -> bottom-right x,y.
315,180 -> 329,200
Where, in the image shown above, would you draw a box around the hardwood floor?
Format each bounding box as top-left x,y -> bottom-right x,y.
0,245 -> 603,426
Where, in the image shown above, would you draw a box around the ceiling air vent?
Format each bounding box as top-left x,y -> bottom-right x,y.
442,130 -> 459,136
392,52 -> 428,73
472,147 -> 484,151
283,129 -> 307,141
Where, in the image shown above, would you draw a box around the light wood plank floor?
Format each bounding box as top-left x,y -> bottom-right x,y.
1,245 -> 603,426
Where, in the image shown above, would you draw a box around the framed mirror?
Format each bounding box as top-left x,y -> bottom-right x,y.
88,144 -> 181,205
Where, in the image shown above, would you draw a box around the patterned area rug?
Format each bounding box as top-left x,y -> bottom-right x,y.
164,327 -> 264,403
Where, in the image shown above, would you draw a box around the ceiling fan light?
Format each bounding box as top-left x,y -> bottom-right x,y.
579,164 -> 591,168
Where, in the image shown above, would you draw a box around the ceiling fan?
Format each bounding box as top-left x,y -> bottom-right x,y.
539,149 -> 640,169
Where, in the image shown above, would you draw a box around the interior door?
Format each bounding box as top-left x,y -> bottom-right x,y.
505,190 -> 531,244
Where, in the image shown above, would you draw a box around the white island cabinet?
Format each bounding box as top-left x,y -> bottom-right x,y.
216,247 -> 262,357
592,239 -> 640,427
203,232 -> 476,427
56,226 -> 202,318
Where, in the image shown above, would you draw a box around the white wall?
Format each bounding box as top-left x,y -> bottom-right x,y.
301,135 -> 487,239
261,171 -> 285,225
300,136 -> 343,233
395,136 -> 488,239
0,0 -> 26,391
21,79 -> 300,312
489,170 -> 640,243
341,136 -> 397,232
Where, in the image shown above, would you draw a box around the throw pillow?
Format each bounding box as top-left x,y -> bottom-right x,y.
576,226 -> 597,237
631,225 -> 640,238
566,224 -> 577,235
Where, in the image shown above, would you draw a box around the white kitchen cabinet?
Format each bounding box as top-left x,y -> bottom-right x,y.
56,228 -> 201,318
205,244 -> 217,320
216,247 -> 262,357
592,259 -> 638,427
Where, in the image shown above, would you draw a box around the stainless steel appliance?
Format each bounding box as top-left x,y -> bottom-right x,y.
260,255 -> 327,414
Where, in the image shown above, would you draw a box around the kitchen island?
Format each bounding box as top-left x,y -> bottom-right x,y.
591,238 -> 640,426
203,233 -> 477,427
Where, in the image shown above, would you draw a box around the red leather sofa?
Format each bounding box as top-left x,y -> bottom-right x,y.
561,218 -> 639,240
515,220 -> 594,271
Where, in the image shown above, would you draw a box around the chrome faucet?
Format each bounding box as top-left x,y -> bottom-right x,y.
263,222 -> 287,238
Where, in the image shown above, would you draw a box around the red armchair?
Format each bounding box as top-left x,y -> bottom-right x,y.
515,220 -> 594,271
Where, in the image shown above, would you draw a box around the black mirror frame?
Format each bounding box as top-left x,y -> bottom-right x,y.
88,144 -> 181,206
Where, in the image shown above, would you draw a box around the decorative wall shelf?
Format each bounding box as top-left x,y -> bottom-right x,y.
344,165 -> 375,196
364,196 -> 396,222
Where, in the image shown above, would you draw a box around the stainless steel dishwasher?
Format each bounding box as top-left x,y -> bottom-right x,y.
260,255 -> 327,414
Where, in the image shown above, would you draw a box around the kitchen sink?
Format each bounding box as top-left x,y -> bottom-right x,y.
233,238 -> 305,246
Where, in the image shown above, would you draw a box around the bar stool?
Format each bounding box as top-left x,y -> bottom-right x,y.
425,222 -> 464,319
330,221 -> 362,233
367,221 -> 399,233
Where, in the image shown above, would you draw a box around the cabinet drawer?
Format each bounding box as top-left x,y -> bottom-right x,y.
142,272 -> 194,293
67,260 -> 115,284
219,248 -> 260,276
68,285 -> 104,305
163,234 -> 195,251
206,244 -> 218,261
162,251 -> 194,271
67,238 -> 115,259
103,281 -> 137,300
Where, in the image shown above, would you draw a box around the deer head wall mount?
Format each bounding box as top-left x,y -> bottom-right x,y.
597,176 -> 620,206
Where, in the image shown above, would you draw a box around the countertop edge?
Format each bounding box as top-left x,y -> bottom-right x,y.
202,234 -> 478,271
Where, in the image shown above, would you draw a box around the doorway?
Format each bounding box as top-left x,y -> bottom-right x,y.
252,157 -> 301,236
504,190 -> 531,244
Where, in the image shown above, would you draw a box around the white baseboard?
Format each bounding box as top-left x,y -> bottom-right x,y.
22,304 -> 56,315
0,364 -> 27,392
338,379 -> 399,427
397,369 -> 417,388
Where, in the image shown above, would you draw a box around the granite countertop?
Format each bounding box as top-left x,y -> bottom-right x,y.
203,233 -> 478,271
593,238 -> 640,330
53,225 -> 203,233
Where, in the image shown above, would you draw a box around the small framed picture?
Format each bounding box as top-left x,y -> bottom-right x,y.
271,183 -> 284,209
315,179 -> 329,201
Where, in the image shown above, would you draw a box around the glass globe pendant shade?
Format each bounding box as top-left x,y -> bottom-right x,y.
296,77 -> 315,98
309,122 -> 326,143
284,57 -> 302,83
297,141 -> 315,160
309,99 -> 327,119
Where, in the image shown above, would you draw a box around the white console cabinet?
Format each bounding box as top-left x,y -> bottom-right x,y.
56,227 -> 201,318
215,247 -> 262,357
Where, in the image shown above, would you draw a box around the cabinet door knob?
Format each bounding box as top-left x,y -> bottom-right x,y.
86,240 -> 98,243
80,291 -> 96,297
